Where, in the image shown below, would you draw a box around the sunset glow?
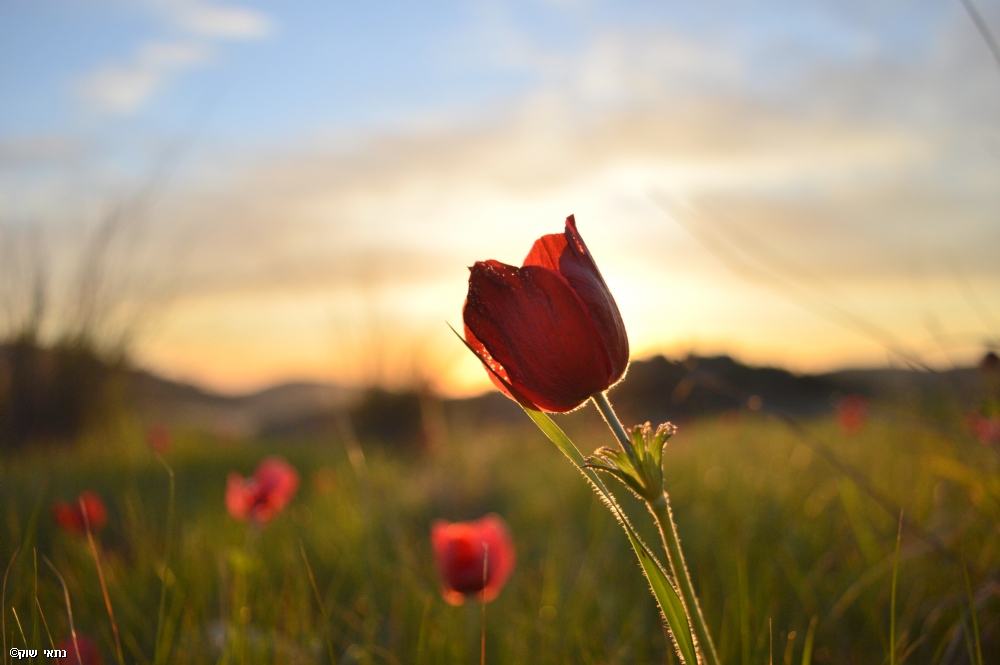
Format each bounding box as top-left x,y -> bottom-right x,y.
3,1 -> 999,395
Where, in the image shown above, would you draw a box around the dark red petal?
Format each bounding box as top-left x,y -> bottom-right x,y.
524,215 -> 629,385
225,474 -> 252,521
53,501 -> 84,536
461,317 -> 520,403
255,457 -> 300,504
478,515 -> 515,602
431,520 -> 452,562
78,492 -> 107,532
464,260 -> 612,412
431,516 -> 515,605
431,520 -> 464,605
433,521 -> 488,598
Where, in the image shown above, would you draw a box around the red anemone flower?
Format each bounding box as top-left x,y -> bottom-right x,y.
835,394 -> 868,435
431,514 -> 515,606
55,635 -> 103,664
226,456 -> 300,524
463,215 -> 629,412
147,423 -> 172,454
967,410 -> 1000,447
52,492 -> 108,537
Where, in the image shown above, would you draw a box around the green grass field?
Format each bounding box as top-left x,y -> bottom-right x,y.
2,402 -> 997,664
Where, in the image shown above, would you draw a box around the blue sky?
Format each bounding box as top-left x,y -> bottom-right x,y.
2,1 -> 999,393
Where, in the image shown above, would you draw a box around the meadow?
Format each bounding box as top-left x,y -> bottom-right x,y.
2,389 -> 997,665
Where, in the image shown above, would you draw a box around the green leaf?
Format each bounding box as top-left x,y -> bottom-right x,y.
522,407 -> 698,665
630,529 -> 699,665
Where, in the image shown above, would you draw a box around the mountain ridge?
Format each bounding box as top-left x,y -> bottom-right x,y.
124,353 -> 988,441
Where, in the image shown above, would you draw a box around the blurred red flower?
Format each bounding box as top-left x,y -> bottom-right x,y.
55,635 -> 102,664
52,491 -> 107,537
836,395 -> 868,435
147,423 -> 172,454
226,456 -> 300,524
966,410 -> 1000,447
431,514 -> 515,606
463,215 -> 628,413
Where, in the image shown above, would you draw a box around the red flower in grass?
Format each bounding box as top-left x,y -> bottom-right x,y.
52,492 -> 107,537
55,635 -> 102,664
967,410 -> 1000,447
463,215 -> 628,412
836,394 -> 868,435
431,514 -> 515,606
147,423 -> 172,454
226,456 -> 300,524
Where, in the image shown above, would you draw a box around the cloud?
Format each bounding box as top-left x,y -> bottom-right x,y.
162,0 -> 271,39
145,89 -> 995,309
139,89 -> 999,388
46,4 -> 1000,386
64,11 -> 1000,292
74,2 -> 270,115
77,41 -> 211,114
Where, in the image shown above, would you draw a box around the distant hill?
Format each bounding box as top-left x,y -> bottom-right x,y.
122,354 -> 988,443
127,370 -> 360,438
608,355 -> 982,427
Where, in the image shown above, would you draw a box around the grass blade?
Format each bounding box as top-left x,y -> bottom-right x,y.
31,549 -> 38,659
3,547 -> 20,665
890,511 -> 902,665
415,594 -> 432,665
35,599 -> 54,650
801,616 -> 817,665
300,542 -> 338,665
153,453 -> 176,665
10,607 -> 25,646
962,561 -> 983,665
81,496 -> 125,665
42,555 -> 83,665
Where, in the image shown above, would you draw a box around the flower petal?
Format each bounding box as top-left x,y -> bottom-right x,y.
225,473 -> 252,522
524,215 -> 628,385
78,492 -> 107,532
254,457 -> 300,505
478,515 -> 516,602
464,259 -> 611,412
462,318 -> 521,404
431,515 -> 516,605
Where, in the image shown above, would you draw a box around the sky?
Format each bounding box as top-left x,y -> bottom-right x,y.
2,0 -> 1000,396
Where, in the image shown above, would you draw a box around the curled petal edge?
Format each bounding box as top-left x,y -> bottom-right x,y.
448,323 -> 541,412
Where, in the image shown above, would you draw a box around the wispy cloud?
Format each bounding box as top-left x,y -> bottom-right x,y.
78,41 -> 210,114
32,2 -> 1000,388
75,1 -> 271,115
162,0 -> 271,39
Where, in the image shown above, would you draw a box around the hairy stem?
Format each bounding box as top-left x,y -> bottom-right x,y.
592,392 -> 718,665
649,494 -> 719,665
592,392 -> 634,460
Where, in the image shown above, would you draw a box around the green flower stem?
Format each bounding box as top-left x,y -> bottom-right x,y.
592,392 -> 635,460
650,493 -> 720,665
593,392 -> 719,665
153,453 -> 176,665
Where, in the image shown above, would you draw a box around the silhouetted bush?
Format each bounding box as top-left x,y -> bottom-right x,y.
350,388 -> 424,449
0,337 -> 124,449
